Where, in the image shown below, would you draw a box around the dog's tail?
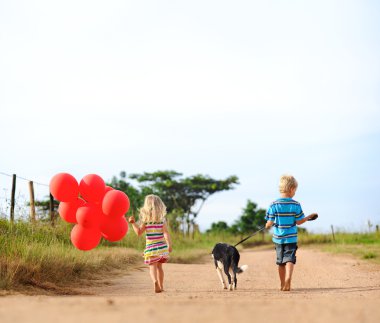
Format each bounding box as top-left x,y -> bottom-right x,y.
236,265 -> 248,274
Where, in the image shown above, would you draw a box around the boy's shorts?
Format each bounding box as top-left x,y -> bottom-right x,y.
275,243 -> 298,265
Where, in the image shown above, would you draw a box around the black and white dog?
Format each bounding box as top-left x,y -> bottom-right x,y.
211,243 -> 248,291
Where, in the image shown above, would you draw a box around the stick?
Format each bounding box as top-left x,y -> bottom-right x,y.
331,225 -> 335,242
29,181 -> 36,222
10,174 -> 16,223
49,193 -> 55,226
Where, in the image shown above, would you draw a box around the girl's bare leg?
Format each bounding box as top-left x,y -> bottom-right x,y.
149,264 -> 161,293
283,262 -> 294,291
157,263 -> 164,291
278,265 -> 286,290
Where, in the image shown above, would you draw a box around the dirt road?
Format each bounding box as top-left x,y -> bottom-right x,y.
1,248 -> 380,323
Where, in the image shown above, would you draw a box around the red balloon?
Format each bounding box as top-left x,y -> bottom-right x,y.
105,186 -> 114,193
76,204 -> 102,228
101,216 -> 129,242
71,225 -> 102,251
95,185 -> 114,206
58,198 -> 86,223
79,174 -> 106,203
50,173 -> 79,202
102,190 -> 130,218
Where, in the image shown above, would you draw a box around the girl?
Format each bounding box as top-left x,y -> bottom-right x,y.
128,194 -> 172,293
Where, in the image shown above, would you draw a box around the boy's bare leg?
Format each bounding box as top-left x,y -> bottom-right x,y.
278,265 -> 286,290
283,262 -> 294,291
149,264 -> 161,293
157,263 -> 164,291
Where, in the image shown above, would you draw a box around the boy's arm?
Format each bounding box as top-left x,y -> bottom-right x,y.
265,204 -> 275,229
163,223 -> 172,252
296,213 -> 318,225
265,221 -> 274,229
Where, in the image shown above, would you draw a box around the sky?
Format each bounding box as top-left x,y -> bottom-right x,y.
1,0 -> 379,232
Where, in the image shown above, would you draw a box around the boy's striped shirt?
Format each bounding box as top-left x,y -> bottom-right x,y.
265,198 -> 305,244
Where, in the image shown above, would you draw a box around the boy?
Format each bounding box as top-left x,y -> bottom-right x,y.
265,174 -> 317,291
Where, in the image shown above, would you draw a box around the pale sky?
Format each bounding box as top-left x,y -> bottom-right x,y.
1,0 -> 379,232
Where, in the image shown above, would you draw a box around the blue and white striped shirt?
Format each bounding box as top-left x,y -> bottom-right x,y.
265,198 -> 305,244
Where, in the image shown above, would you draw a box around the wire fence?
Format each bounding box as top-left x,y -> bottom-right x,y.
0,171 -> 57,224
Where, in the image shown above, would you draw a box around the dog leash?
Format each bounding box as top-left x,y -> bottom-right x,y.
234,226 -> 266,247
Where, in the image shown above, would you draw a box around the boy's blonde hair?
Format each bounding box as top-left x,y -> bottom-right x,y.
279,174 -> 298,194
139,194 -> 167,223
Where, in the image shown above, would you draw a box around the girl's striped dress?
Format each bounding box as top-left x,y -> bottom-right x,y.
144,222 -> 169,265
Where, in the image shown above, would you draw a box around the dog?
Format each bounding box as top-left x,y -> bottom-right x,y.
211,243 -> 248,290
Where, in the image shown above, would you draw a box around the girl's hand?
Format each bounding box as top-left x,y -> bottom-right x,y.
128,216 -> 135,224
168,245 -> 172,253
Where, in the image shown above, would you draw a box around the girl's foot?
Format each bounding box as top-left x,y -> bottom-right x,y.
154,281 -> 161,293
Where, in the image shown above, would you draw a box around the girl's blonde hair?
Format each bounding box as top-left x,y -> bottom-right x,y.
139,194 -> 167,223
279,174 -> 298,193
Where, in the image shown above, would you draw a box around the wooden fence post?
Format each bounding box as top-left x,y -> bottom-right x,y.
376,225 -> 379,233
49,193 -> 55,226
28,181 -> 36,222
10,174 -> 16,223
331,225 -> 336,242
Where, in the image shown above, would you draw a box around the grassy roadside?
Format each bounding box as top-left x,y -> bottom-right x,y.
298,231 -> 380,264
0,220 -> 241,293
2,219 -> 379,294
0,220 -> 141,294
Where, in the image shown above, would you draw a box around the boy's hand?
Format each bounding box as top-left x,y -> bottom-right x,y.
265,221 -> 274,229
307,213 -> 318,221
127,216 -> 136,224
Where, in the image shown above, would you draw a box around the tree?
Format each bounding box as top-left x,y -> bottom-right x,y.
207,221 -> 229,233
108,171 -> 144,216
130,171 -> 239,236
182,174 -> 238,231
234,200 -> 267,240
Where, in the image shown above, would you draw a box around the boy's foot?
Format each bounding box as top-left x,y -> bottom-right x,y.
283,280 -> 291,291
154,281 -> 161,293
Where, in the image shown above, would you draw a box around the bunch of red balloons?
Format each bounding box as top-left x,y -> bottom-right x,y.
50,173 -> 130,251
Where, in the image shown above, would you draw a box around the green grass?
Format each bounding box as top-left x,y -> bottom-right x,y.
0,220 -> 140,293
108,229 -> 244,263
2,218 -> 379,293
0,219 -> 243,292
298,231 -> 380,245
297,231 -> 380,263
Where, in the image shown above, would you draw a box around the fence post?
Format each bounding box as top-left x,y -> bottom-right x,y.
331,224 -> 336,242
49,193 -> 55,226
28,181 -> 36,222
376,225 -> 379,233
10,174 -> 16,223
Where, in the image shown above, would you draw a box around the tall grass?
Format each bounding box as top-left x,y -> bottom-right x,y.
0,219 -> 244,292
298,231 -> 380,245
0,220 -> 140,293
297,231 -> 380,262
2,218 -> 379,293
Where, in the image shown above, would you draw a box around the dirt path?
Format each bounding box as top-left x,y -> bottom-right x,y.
1,248 -> 380,323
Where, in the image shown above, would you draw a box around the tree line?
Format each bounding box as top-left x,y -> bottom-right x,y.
207,200 -> 267,238
108,170 -> 238,236
35,170 -> 270,238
